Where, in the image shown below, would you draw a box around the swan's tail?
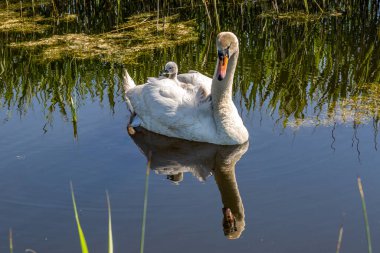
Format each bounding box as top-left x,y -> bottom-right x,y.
122,68 -> 136,114
122,68 -> 136,92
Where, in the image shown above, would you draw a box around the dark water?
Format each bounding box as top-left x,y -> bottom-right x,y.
1,1 -> 380,252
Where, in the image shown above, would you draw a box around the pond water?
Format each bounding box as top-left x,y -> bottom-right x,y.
1,1 -> 380,253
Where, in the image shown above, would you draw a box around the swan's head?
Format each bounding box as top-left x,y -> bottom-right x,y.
161,61 -> 178,79
216,32 -> 239,81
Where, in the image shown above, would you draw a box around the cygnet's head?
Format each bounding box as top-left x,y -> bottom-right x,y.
161,61 -> 178,79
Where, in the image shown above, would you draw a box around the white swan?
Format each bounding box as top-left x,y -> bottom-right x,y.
161,61 -> 180,81
147,61 -> 180,84
124,32 -> 249,145
149,61 -> 210,102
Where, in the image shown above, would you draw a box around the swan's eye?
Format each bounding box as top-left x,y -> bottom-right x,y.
225,45 -> 231,57
218,50 -> 224,60
218,47 -> 230,59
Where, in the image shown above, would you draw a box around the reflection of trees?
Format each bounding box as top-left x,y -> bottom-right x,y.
130,127 -> 248,239
228,10 -> 380,127
1,0 -> 379,135
0,43 -> 122,137
287,83 -> 380,129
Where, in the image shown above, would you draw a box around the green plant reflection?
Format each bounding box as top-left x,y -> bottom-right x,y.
0,0 -> 379,138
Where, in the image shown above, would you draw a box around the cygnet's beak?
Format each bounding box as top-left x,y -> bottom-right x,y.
160,69 -> 169,77
217,49 -> 229,81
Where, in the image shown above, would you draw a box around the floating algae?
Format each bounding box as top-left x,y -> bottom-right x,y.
0,9 -> 50,33
258,10 -> 343,23
0,0 -> 78,34
9,13 -> 198,63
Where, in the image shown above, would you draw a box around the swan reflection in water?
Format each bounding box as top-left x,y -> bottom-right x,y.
129,127 -> 248,239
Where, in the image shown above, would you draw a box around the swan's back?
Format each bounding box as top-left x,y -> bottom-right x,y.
126,77 -> 217,142
178,71 -> 212,94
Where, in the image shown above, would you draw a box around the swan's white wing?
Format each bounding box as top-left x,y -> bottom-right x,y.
147,76 -> 166,83
126,78 -> 217,142
178,71 -> 212,102
177,71 -> 212,89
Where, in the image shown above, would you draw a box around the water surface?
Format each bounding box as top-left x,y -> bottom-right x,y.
0,1 -> 379,252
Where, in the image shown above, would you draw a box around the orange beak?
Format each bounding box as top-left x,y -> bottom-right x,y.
217,55 -> 229,81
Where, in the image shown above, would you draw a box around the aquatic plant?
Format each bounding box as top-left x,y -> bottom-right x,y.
357,177 -> 373,253
106,191 -> 114,253
336,225 -> 343,253
231,13 -> 380,129
9,228 -> 13,253
70,182 -> 114,253
70,182 -> 90,253
0,0 -> 379,137
9,13 -> 197,63
140,153 -> 151,253
0,9 -> 50,33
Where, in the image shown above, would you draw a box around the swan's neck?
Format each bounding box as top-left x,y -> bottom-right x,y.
213,148 -> 245,237
213,158 -> 244,222
211,52 -> 238,108
211,51 -> 248,144
169,73 -> 177,80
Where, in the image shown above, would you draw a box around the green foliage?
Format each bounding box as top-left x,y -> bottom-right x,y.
357,177 -> 373,253
70,183 -> 114,253
0,0 -> 379,135
106,191 -> 114,253
9,13 -> 197,63
140,155 -> 151,253
9,229 -> 13,253
70,182 -> 90,253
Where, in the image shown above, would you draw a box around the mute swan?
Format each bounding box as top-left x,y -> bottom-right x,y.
156,61 -> 210,102
147,61 -> 180,84
124,32 -> 249,145
148,61 -> 211,103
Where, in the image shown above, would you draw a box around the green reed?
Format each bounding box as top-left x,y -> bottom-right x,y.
117,0 -> 121,27
106,191 -> 114,253
0,51 -> 122,137
336,225 -> 343,253
4,0 -> 377,29
70,182 -> 89,253
140,152 -> 151,253
9,228 -> 13,253
0,0 -> 379,136
303,0 -> 309,13
201,0 -> 212,26
212,0 -> 220,32
70,183 -> 114,253
357,177 -> 373,253
31,0 -> 34,15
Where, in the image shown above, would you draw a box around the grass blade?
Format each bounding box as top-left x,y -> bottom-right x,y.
303,0 -> 309,14
212,0 -> 220,32
9,228 -> 13,253
336,225 -> 343,253
357,176 -> 372,253
140,152 -> 152,253
201,0 -> 212,26
70,182 -> 89,253
106,191 -> 114,253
